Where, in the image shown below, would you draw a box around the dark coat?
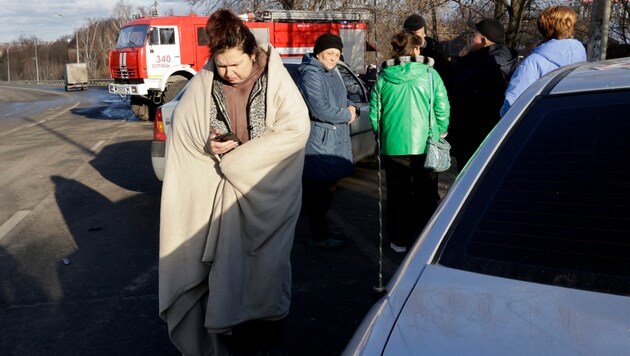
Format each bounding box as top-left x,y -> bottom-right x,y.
449,44 -> 518,167
421,37 -> 455,95
298,54 -> 354,181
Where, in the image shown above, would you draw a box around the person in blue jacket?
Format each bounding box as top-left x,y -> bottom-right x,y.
298,33 -> 359,248
500,5 -> 586,116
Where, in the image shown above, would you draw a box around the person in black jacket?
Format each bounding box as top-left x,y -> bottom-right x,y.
449,18 -> 518,169
403,14 -> 455,94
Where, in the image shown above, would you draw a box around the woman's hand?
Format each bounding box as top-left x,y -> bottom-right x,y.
207,128 -> 239,155
347,106 -> 357,125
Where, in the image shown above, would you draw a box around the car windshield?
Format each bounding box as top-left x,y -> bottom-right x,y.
436,89 -> 630,297
115,25 -> 149,48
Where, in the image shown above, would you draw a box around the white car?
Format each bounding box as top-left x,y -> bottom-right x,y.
343,57 -> 630,355
151,58 -> 376,181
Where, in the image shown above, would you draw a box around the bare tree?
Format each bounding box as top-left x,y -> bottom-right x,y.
112,0 -> 135,29
5,0 -> 628,82
499,0 -> 538,48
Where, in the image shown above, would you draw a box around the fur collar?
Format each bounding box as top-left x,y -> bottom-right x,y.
380,55 -> 435,70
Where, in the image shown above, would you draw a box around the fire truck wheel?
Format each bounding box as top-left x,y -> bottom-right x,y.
163,80 -> 188,103
130,97 -> 151,121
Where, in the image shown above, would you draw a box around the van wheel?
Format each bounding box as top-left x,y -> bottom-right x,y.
130,96 -> 151,121
163,80 -> 187,103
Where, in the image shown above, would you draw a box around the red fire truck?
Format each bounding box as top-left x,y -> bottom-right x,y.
108,9 -> 372,120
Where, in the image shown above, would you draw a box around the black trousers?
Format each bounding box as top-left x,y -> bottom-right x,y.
302,178 -> 337,240
384,155 -> 439,249
221,319 -> 287,355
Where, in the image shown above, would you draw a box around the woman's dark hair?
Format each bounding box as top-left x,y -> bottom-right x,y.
390,31 -> 423,58
205,9 -> 258,55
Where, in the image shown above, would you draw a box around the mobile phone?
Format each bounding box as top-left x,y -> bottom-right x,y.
212,132 -> 240,143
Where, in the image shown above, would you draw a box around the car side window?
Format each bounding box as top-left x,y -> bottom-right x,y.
159,28 -> 176,45
197,27 -> 209,46
149,28 -> 159,46
336,64 -> 367,103
436,90 -> 630,296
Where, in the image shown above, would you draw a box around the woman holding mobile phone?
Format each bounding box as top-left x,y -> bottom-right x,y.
159,9 -> 310,355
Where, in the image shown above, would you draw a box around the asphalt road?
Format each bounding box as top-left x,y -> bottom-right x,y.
0,84 -> 457,355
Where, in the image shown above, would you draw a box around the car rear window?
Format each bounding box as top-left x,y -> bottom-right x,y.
437,90 -> 630,296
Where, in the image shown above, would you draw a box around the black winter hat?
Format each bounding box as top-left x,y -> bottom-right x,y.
475,18 -> 505,44
313,33 -> 343,55
403,14 -> 427,31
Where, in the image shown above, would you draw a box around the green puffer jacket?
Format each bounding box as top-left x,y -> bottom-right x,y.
369,55 -> 450,155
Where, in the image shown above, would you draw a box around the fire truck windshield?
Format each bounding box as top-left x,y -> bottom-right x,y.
115,25 -> 149,49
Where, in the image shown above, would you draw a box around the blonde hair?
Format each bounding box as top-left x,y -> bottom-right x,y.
389,31 -> 423,58
537,5 -> 577,40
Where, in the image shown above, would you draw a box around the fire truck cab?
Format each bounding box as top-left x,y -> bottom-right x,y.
109,15 -> 209,120
109,10 -> 372,121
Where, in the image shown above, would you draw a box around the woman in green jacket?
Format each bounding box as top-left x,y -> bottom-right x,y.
369,31 -> 450,253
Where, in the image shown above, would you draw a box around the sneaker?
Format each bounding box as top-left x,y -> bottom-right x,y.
390,243 -> 407,253
308,237 -> 346,249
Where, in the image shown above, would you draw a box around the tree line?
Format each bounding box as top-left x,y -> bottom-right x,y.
1,0 -> 629,82
0,0 -> 175,82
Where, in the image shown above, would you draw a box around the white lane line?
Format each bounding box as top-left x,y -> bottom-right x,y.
329,214 -> 398,273
0,210 -> 31,242
91,140 -> 106,152
0,102 -> 80,138
124,264 -> 158,292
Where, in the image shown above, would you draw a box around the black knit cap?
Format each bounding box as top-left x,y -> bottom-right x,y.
403,14 -> 427,31
475,18 -> 505,44
313,33 -> 343,55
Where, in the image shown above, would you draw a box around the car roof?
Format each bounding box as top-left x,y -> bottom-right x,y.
547,57 -> 630,95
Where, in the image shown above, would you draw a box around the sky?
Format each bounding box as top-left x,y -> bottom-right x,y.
0,0 -> 198,44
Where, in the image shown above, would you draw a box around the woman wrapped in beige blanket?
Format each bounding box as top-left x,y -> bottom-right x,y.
158,9 -> 310,355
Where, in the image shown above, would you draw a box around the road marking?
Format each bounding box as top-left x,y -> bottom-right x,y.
125,264 -> 158,292
0,210 -> 31,241
91,140 -> 106,152
0,102 -> 80,138
329,214 -> 398,273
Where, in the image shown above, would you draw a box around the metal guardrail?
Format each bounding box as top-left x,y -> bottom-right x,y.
0,79 -> 114,86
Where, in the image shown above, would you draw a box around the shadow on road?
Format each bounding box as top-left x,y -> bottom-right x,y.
0,137 -> 177,354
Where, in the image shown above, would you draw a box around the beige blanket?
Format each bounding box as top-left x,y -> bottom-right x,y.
158,44 -> 310,355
